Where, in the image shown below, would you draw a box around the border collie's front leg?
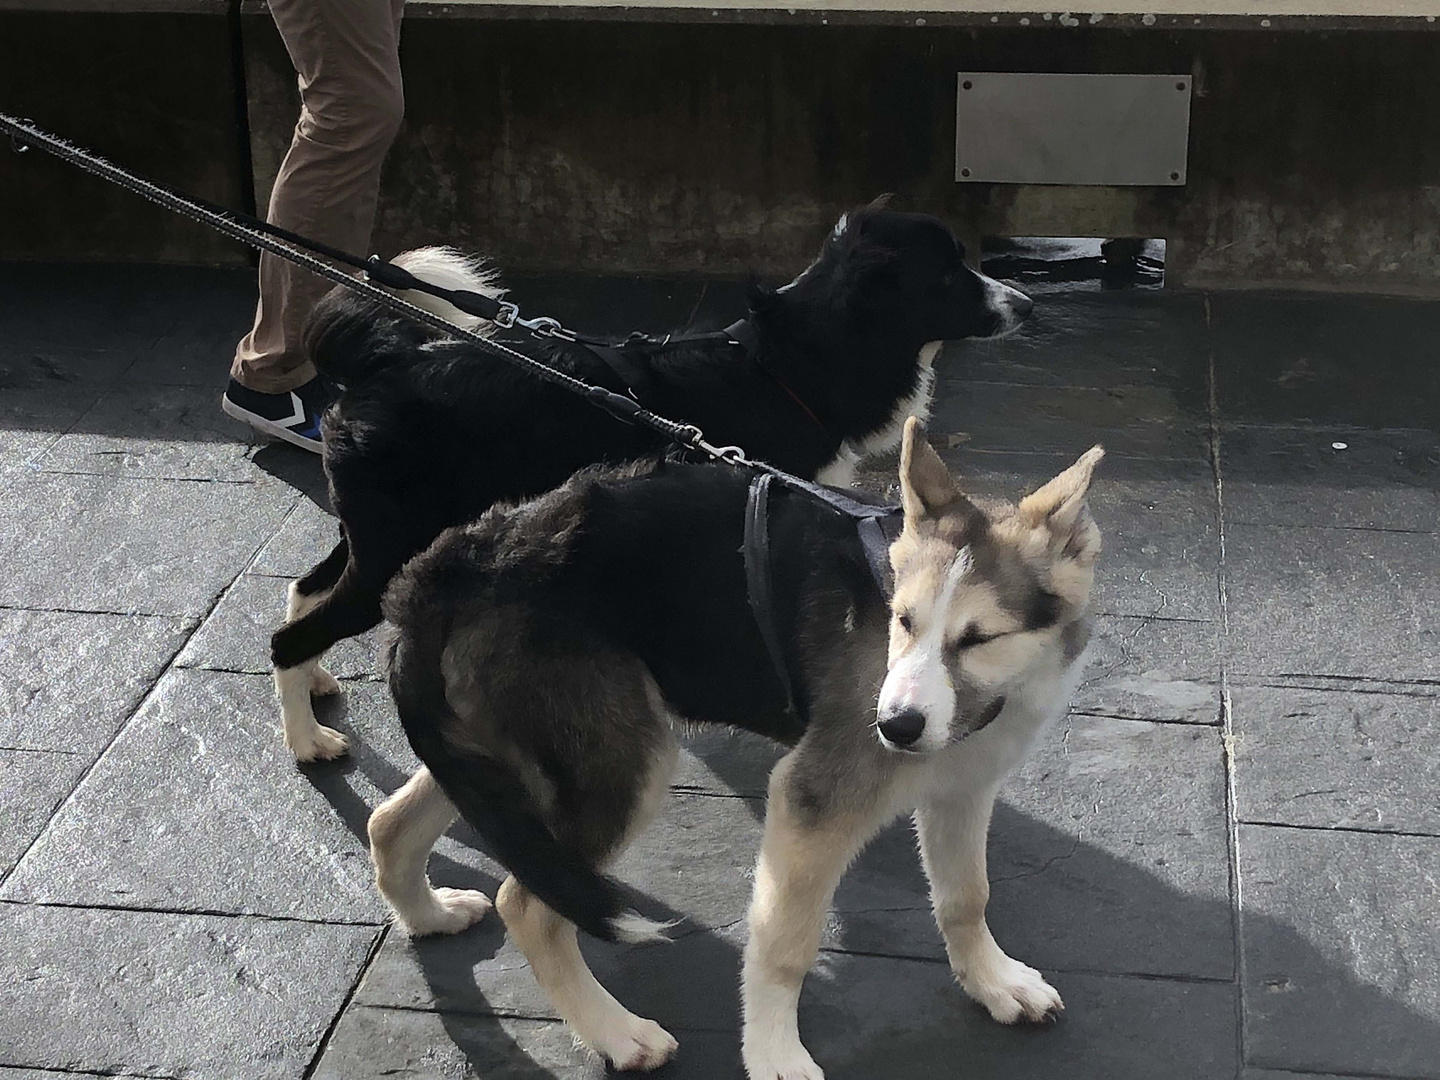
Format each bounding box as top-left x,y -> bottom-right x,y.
742,755 -> 872,1080
272,564 -> 385,762
915,788 -> 1064,1024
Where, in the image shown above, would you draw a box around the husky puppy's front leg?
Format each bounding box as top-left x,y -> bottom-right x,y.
915,787 -> 1064,1024
742,755 -> 876,1080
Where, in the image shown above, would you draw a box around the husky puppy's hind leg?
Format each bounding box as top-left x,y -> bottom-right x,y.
369,767 -> 492,936
493,723 -> 680,1072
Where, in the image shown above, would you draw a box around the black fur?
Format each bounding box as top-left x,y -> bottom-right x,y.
273,203 -> 1030,680
383,462 -> 886,938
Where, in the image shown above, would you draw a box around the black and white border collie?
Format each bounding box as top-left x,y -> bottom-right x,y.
271,201 -> 1032,762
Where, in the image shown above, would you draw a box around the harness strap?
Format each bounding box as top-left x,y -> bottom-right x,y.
582,344 -> 658,402
744,469 -> 903,721
745,473 -> 797,716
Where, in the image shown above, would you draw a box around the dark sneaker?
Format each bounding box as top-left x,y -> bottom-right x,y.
222,375 -> 333,453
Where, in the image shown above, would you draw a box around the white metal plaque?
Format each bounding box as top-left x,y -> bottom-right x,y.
956,73 -> 1192,186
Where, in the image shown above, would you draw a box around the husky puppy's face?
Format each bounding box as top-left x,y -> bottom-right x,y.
875,418 -> 1104,753
802,201 -> 1033,342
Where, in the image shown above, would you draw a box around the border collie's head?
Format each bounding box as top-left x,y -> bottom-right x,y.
773,199 -> 1032,344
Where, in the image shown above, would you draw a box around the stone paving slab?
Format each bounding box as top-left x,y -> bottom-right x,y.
0,902 -> 377,1079
34,382 -> 265,482
0,750 -> 87,879
0,344 -> 135,389
340,943 -> 1237,1080
954,290 -> 1210,404
930,377 -> 1212,461
175,572 -> 387,680
939,449 -> 1221,622
1073,613 -> 1221,725
1,671 -> 421,922
1225,522 -> 1440,681
0,386 -> 103,474
0,472 -> 294,617
357,711 -> 1232,1026
1209,292 -> 1440,431
831,715 -> 1233,980
249,496 -> 339,578
0,1069 -> 155,1079
1239,824 -> 1440,1079
312,1005 -> 740,1080
1221,424 -> 1440,532
0,609 -> 191,752
1232,681 -> 1440,834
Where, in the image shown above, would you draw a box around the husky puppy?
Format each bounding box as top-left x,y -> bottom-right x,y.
270,202 -> 1032,763
367,418 -> 1102,1077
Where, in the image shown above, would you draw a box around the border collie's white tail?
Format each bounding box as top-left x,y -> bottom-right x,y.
392,247 -> 506,335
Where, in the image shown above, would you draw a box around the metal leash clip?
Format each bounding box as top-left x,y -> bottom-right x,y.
515,314 -> 577,342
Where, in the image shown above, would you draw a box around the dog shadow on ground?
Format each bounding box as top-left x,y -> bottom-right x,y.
253,442 -> 331,509
296,707 -> 1440,1079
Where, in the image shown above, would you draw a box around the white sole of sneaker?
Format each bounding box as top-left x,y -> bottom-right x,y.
221,395 -> 323,454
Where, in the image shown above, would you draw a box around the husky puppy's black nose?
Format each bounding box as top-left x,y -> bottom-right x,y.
878,709 -> 926,748
1013,292 -> 1034,319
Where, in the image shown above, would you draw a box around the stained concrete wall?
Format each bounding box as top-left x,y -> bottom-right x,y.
241,13 -> 1440,291
0,8 -> 251,265
5,3 -> 1440,293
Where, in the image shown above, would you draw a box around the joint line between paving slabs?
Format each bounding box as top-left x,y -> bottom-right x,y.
1205,293 -> 1247,1076
301,923 -> 391,1080
0,489 -> 301,890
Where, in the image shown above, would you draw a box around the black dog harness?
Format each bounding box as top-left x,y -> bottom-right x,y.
577,319 -> 834,438
744,471 -> 903,720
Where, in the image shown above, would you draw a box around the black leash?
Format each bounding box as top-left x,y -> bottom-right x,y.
2,112 -> 902,715
0,112 -> 739,460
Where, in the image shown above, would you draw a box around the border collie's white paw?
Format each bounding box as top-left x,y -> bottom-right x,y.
743,1036 -> 825,1080
964,955 -> 1064,1024
594,1014 -> 678,1072
401,888 -> 493,937
310,666 -> 342,697
287,722 -> 350,763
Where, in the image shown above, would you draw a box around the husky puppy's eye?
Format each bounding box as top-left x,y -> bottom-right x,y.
896,611 -> 914,634
946,625 -> 997,655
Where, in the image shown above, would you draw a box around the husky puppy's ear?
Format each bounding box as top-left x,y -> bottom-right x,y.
1018,446 -> 1105,561
900,416 -> 969,522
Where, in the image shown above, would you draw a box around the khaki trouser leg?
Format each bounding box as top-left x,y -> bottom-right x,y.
232,0 -> 406,393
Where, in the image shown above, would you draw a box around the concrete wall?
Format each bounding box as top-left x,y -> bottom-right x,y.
0,8 -> 251,265
241,14 -> 1440,292
5,3 -> 1440,293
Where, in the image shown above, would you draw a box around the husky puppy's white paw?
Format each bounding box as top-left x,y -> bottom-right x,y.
400,887 -> 493,937
963,953 -> 1065,1024
742,1035 -> 825,1080
286,722 -> 350,763
309,665 -> 342,696
592,1014 -> 679,1072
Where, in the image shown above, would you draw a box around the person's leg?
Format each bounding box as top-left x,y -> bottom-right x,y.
225,0 -> 405,444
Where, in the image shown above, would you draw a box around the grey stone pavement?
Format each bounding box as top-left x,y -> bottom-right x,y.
1,258 -> 1437,1080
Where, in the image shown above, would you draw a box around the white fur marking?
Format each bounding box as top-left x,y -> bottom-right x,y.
877,546 -> 973,752
818,341 -> 940,485
979,274 -> 1031,338
391,247 -> 506,334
